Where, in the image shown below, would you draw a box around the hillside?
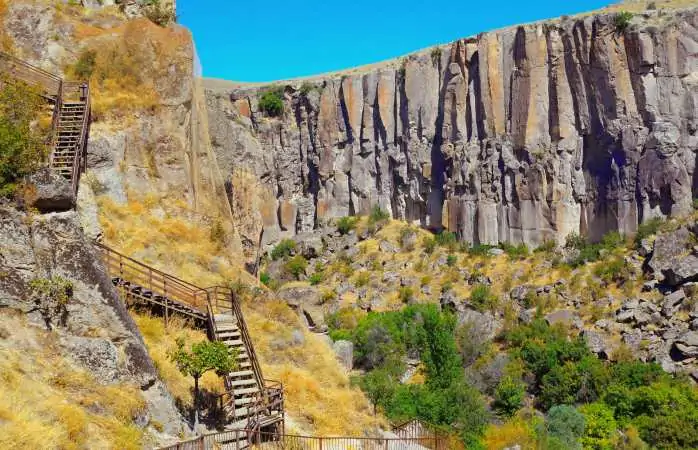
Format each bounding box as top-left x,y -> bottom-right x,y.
258,205 -> 698,447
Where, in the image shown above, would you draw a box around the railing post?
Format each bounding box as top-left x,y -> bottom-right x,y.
163,278 -> 169,328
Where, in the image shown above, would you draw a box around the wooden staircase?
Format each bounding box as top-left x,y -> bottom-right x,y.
0,52 -> 90,195
93,242 -> 284,443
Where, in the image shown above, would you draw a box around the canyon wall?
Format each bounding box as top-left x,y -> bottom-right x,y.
206,7 -> 698,247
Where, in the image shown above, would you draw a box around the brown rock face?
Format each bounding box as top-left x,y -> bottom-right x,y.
206,8 -> 698,247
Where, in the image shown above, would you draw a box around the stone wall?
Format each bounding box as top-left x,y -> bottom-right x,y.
206,7 -> 698,247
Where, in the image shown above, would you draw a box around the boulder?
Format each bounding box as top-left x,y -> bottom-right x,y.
583,330 -> 611,359
276,284 -> 326,329
62,336 -> 120,384
662,290 -> 686,317
26,168 -> 75,213
674,332 -> 698,359
647,227 -> 698,287
545,309 -> 578,326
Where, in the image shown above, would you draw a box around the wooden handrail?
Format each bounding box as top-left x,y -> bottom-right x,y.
0,52 -> 62,99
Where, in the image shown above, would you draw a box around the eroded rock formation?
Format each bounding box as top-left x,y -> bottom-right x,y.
206,7 -> 698,247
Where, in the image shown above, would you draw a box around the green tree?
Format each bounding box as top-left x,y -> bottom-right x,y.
169,338 -> 237,428
270,239 -> 296,260
493,376 -> 525,417
579,402 -> 617,450
28,276 -> 74,330
258,88 -> 284,117
0,78 -> 46,197
355,368 -> 395,415
546,405 -> 585,450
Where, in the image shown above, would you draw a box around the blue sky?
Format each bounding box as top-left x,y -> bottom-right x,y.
178,0 -> 611,82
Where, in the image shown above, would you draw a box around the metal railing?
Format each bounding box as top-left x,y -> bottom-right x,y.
160,430 -> 447,450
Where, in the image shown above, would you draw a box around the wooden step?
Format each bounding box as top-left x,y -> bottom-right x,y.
228,377 -> 257,387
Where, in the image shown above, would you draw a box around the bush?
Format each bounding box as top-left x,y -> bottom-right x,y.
470,284 -> 498,312
368,205 -> 390,225
468,244 -> 496,257
493,376 -> 525,417
546,405 -> 585,449
435,231 -> 458,251
336,216 -> 358,235
422,236 -> 437,254
398,286 -> 414,303
615,11 -> 633,31
308,272 -> 323,286
271,239 -> 296,260
593,256 -> 629,285
0,79 -> 46,197
258,88 -> 284,117
535,240 -> 557,253
284,255 -> 307,280
500,242 -> 529,260
354,271 -> 370,288
446,254 -> 458,267
73,50 -> 97,80
634,218 -> 664,247
579,402 -> 617,450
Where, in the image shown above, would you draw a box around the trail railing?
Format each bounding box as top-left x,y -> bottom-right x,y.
160,430 -> 447,450
0,51 -> 62,98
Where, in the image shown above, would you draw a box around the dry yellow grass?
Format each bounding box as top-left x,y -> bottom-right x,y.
98,194 -> 384,435
0,312 -> 146,450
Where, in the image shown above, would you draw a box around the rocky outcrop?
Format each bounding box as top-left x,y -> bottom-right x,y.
206,7 -> 698,248
0,205 -> 187,438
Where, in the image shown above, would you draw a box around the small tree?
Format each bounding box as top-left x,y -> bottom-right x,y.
169,338 -> 237,429
28,276 -> 74,330
258,88 -> 284,117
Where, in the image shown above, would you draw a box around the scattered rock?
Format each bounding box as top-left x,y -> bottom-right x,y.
662,290 -> 686,317
647,227 -> 698,287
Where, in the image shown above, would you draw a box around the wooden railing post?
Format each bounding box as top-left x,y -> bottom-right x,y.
163,277 -> 169,328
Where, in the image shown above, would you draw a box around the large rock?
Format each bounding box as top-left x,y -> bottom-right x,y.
276,284 -> 327,330
27,168 -> 75,213
647,227 -> 698,287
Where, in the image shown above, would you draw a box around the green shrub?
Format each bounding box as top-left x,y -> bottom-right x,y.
336,216 -> 358,235
399,286 -> 414,303
368,205 -> 390,225
546,405 -> 585,449
355,271 -> 370,287
435,231 -> 458,251
470,284 -> 498,312
260,272 -> 271,286
615,11 -> 633,31
446,254 -> 457,267
308,272 -> 323,286
634,218 -> 664,247
258,88 -> 284,117
299,82 -> 318,96
493,376 -> 525,417
73,50 -> 97,79
271,239 -> 296,260
579,402 -> 617,450
422,236 -> 437,254
501,242 -> 529,260
468,244 -> 496,257
0,78 -> 46,197
284,255 -> 308,280
593,256 -> 628,285
535,240 -> 558,253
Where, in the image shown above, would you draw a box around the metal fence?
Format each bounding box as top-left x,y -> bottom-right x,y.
160,430 -> 447,450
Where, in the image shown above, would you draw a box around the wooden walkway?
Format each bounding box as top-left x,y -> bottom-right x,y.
0,52 -> 90,195
94,242 -> 284,445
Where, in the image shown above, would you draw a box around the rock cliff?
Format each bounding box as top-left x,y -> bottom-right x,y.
206,7 -> 698,248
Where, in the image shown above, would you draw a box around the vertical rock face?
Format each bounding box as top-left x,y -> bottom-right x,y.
207,8 -> 698,248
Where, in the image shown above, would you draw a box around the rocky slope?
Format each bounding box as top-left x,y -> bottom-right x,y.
0,203 -> 188,445
206,6 -> 698,249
